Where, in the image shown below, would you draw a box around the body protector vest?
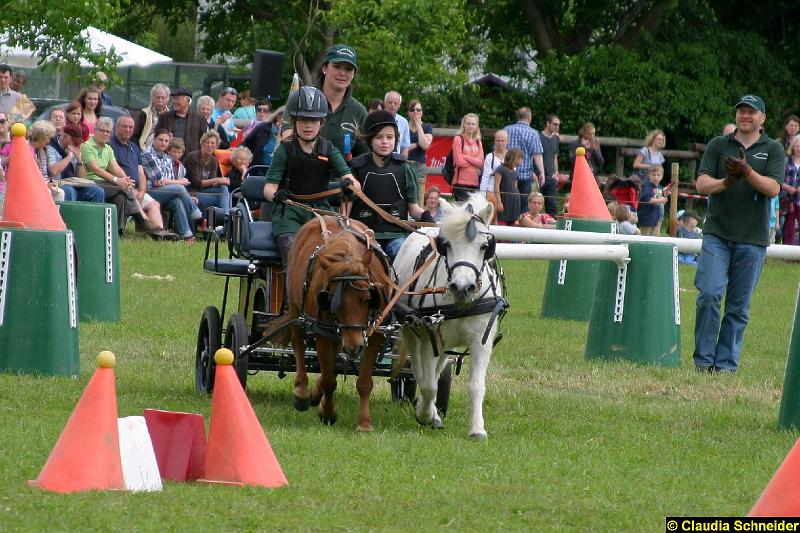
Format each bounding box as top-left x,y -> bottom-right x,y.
280,137 -> 333,197
350,153 -> 408,233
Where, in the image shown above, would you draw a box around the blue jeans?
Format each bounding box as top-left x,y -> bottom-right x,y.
148,185 -> 202,238
380,237 -> 406,262
693,233 -> 766,371
192,185 -> 230,215
62,185 -> 105,203
518,179 -> 533,213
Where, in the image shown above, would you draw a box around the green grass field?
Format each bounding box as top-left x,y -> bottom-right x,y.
1,237 -> 799,532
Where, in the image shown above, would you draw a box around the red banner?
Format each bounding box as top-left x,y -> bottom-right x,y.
424,135 -> 455,194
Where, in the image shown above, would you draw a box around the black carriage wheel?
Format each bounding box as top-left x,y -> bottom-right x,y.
436,361 -> 453,417
195,306 -> 221,394
390,376 -> 417,404
224,312 -> 250,390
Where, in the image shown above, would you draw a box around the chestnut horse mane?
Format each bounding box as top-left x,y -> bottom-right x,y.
315,231 -> 371,284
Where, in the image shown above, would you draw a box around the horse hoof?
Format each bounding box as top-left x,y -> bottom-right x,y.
356,424 -> 373,433
469,431 -> 488,441
319,412 -> 337,425
292,395 -> 311,411
432,418 -> 445,430
415,414 -> 430,427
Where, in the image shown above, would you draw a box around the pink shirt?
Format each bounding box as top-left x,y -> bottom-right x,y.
452,135 -> 484,187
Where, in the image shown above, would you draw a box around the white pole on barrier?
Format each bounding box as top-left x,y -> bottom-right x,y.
490,225 -> 800,260
496,243 -> 629,264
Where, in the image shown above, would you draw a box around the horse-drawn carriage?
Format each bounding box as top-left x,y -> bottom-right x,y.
194,177 -> 508,437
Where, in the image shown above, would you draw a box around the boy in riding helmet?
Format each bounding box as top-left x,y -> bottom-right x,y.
349,110 -> 433,261
263,86 -> 360,267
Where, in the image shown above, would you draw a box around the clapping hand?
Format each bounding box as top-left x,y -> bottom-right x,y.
724,147 -> 752,186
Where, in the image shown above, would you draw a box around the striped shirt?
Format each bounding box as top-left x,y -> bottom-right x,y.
504,121 -> 543,181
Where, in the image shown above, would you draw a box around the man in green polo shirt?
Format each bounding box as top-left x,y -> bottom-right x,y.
693,94 -> 785,373
81,116 -> 157,236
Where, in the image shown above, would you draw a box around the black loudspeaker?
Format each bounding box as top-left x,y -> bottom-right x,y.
251,50 -> 285,100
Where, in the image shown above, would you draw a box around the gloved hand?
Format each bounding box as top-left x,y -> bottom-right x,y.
724,147 -> 753,186
420,210 -> 435,223
340,177 -> 355,197
273,189 -> 289,204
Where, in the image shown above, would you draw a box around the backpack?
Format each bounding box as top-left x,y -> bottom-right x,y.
441,135 -> 463,185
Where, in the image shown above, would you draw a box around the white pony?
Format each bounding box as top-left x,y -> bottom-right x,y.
392,193 -> 506,439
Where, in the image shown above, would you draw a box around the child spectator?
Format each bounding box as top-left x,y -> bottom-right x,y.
423,186 -> 443,222
676,209 -> 702,265
493,148 -> 523,226
638,165 -> 668,236
614,203 -> 640,235
519,192 -> 556,228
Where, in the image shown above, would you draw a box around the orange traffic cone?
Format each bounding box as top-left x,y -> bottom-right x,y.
565,147 -> 611,221
2,123 -> 66,231
29,351 -> 125,493
749,438 -> 800,516
200,349 -> 287,488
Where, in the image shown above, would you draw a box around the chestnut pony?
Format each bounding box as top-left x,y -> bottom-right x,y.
283,216 -> 389,431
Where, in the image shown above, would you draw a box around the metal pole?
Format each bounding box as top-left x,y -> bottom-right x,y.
496,243 -> 629,264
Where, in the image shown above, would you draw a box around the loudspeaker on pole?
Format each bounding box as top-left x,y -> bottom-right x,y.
251,50 -> 285,101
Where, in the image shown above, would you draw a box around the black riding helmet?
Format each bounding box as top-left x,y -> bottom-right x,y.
286,86 -> 329,119
361,110 -> 399,152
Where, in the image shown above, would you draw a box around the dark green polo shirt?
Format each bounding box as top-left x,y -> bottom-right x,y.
698,132 -> 785,246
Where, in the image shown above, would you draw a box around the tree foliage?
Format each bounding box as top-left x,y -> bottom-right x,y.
1,1 -> 124,72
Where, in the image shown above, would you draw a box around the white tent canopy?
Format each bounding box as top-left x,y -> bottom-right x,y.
0,26 -> 172,68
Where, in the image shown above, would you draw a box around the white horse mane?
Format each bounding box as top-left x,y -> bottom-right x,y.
439,193 -> 491,243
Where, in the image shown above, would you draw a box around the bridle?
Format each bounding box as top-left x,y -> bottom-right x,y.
433,209 -> 497,291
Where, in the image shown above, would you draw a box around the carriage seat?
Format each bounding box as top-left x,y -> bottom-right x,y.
203,202 -> 281,276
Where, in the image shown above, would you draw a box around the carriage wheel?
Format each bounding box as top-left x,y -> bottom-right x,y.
224,312 -> 250,390
195,306 -> 221,394
390,376 -> 417,404
436,361 -> 453,417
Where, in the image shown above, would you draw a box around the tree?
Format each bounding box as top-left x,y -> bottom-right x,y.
1,1 -> 125,72
197,0 -> 473,101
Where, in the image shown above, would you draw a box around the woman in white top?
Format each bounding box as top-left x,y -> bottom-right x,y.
480,129 -> 507,221
632,129 -> 666,179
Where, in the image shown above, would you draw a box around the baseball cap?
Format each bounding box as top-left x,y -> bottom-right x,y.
323,44 -> 358,69
734,94 -> 765,113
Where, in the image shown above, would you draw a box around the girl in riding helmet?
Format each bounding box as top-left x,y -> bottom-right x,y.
263,86 -> 360,268
349,109 -> 432,261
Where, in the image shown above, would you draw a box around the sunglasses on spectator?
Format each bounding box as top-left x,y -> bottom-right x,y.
257,107 -> 270,112
0,119 -> 6,124
222,87 -> 237,95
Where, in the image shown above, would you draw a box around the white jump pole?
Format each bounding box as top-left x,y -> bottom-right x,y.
496,243 -> 629,263
490,225 -> 800,260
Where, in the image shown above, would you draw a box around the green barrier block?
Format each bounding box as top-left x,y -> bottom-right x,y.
0,227 -> 79,376
58,202 -> 120,321
541,218 -> 615,321
779,284 -> 800,430
585,241 -> 681,366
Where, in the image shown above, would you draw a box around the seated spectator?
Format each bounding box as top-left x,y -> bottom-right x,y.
227,146 -> 253,191
167,137 -> 188,180
133,83 -> 170,150
614,203 -> 640,235
197,95 -> 215,131
47,124 -> 105,203
423,186 -> 442,222
233,89 -> 256,121
65,100 -> 90,141
518,192 -> 556,228
77,85 -> 103,136
676,209 -> 702,265
48,108 -> 66,136
241,100 -> 278,176
184,130 -> 230,214
81,116 -> 163,237
29,121 -> 66,202
110,116 -> 177,239
141,129 -> 202,241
